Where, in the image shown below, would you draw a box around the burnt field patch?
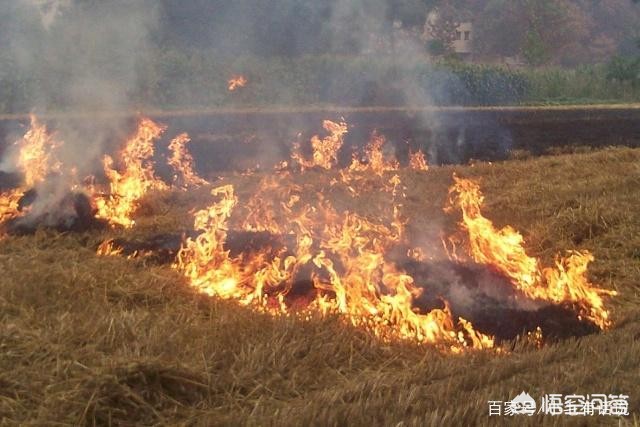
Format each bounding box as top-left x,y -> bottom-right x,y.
2,105 -> 640,174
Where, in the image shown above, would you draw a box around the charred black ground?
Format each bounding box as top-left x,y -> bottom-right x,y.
2,106 -> 640,175
2,191 -> 106,235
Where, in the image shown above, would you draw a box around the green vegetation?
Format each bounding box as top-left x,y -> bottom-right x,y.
2,1 -> 639,114
112,54 -> 640,107
1,147 -> 639,425
527,64 -> 640,105
2,53 -> 639,114
606,56 -> 640,90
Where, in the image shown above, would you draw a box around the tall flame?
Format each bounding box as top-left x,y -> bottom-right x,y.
94,117 -> 167,227
168,133 -> 208,188
18,115 -> 60,187
448,175 -> 615,329
16,115 -> 60,188
292,120 -> 348,170
338,132 -> 400,195
347,132 -> 398,176
409,150 -> 429,171
0,115 -> 60,224
174,185 -> 244,299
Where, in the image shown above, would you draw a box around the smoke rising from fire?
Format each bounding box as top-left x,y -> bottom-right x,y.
22,0 -> 71,30
9,1 -> 157,112
1,1 -> 506,230
2,1 -> 511,164
2,0 -> 159,221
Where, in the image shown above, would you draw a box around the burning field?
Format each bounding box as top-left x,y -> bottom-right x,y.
0,116 -> 638,425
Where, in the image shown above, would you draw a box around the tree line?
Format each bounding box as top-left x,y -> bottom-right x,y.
151,0 -> 640,66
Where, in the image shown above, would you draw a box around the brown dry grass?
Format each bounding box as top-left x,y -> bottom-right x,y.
1,147 -> 640,426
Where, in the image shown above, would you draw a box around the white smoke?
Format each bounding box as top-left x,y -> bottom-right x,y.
21,0 -> 71,30
3,0 -> 159,224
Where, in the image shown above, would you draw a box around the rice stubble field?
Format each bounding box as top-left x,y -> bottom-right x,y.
1,147 -> 639,426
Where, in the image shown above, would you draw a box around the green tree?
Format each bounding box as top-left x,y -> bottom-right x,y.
473,0 -> 579,65
387,0 -> 436,28
424,0 -> 462,54
606,56 -> 640,89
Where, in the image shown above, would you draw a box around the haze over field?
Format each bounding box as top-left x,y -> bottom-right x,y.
1,0 -> 639,114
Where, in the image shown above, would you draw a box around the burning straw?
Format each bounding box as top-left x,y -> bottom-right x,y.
0,114 -> 618,353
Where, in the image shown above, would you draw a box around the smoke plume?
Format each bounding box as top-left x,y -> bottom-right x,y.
3,0 -> 159,223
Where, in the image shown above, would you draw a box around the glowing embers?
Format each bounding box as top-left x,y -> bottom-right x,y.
93,118 -> 168,228
96,238 -> 123,257
447,175 -> 615,329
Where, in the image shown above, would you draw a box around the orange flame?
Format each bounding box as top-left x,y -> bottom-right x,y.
0,189 -> 24,224
448,175 -> 615,329
338,132 -> 400,195
0,115 -> 60,225
18,115 -> 60,187
96,239 -> 123,256
168,133 -> 208,188
228,75 -> 247,91
347,132 -> 398,176
292,120 -> 348,170
409,150 -> 429,171
1,115 -> 616,350
174,185 -> 245,299
94,117 -> 167,228
174,179 -> 495,352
